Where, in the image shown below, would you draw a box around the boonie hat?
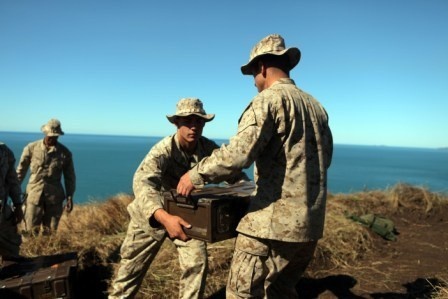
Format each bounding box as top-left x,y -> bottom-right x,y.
241,34 -> 301,75
41,118 -> 64,136
166,98 -> 215,124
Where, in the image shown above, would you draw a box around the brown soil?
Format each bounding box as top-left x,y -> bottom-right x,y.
203,203 -> 448,299
5,190 -> 447,299
296,204 -> 448,299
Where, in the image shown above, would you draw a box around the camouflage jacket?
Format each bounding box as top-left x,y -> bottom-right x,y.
128,133 -> 249,240
0,143 -> 21,205
16,139 -> 76,205
189,78 -> 333,242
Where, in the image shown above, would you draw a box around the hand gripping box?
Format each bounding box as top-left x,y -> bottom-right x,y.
0,252 -> 78,299
164,182 -> 255,243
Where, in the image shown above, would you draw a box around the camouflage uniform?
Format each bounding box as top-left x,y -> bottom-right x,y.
0,143 -> 22,258
187,35 -> 333,298
16,119 -> 76,234
109,133 -> 249,299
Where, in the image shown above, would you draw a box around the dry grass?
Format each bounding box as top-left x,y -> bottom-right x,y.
20,193 -> 132,268
432,278 -> 448,299
305,183 -> 448,282
17,184 -> 448,298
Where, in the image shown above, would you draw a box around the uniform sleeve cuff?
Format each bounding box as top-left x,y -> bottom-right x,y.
189,168 -> 205,188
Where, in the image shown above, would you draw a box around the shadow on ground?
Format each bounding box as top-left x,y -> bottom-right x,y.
369,277 -> 445,299
206,275 -> 445,299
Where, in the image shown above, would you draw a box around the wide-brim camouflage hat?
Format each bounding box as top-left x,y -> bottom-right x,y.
241,34 -> 301,75
41,118 -> 64,136
166,98 -> 215,124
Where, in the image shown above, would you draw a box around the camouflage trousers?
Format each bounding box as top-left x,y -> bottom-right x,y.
226,234 -> 317,299
23,199 -> 63,235
109,218 -> 208,299
0,204 -> 22,259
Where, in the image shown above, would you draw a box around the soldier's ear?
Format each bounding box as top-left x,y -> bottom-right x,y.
259,61 -> 268,77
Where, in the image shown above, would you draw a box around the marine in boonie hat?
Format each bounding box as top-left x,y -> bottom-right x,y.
41,119 -> 64,136
241,34 -> 301,75
166,98 -> 215,124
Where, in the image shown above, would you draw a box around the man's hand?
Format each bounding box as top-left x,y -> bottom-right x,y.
177,172 -> 196,197
65,196 -> 73,213
154,209 -> 191,241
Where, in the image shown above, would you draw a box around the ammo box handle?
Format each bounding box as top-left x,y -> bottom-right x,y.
169,190 -> 197,209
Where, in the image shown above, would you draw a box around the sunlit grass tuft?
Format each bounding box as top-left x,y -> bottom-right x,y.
18,185 -> 448,298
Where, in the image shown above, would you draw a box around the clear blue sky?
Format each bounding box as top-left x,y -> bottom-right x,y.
1,1 -> 447,148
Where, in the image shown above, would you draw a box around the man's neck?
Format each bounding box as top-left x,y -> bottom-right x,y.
264,68 -> 289,89
181,144 -> 197,156
177,138 -> 198,156
43,140 -> 53,148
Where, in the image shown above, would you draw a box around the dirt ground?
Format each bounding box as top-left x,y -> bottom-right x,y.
203,203 -> 448,299
296,204 -> 448,299
3,192 -> 446,299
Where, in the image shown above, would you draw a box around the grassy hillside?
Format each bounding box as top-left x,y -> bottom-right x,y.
18,184 -> 448,298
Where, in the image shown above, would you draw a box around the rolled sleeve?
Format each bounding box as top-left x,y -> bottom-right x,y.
132,150 -> 167,222
189,166 -> 205,188
190,98 -> 272,184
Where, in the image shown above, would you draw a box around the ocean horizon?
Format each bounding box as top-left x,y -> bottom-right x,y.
2,131 -> 447,204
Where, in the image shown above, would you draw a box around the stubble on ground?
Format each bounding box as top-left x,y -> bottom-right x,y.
301,203 -> 448,299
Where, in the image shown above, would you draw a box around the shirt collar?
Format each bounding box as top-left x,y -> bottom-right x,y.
271,78 -> 295,87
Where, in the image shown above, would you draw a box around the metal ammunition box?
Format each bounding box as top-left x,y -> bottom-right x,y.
164,182 -> 254,243
0,252 -> 78,298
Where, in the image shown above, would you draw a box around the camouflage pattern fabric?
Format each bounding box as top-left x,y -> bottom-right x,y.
108,219 -> 207,299
227,234 -> 317,298
0,143 -> 22,258
110,134 -> 248,299
41,118 -> 64,136
23,200 -> 64,233
0,204 -> 22,258
189,78 -> 333,243
166,98 -> 215,123
240,33 -> 301,75
187,77 -> 332,298
127,134 -> 248,240
16,139 -> 75,232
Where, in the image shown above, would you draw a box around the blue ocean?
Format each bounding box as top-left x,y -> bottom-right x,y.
2,131 -> 447,204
